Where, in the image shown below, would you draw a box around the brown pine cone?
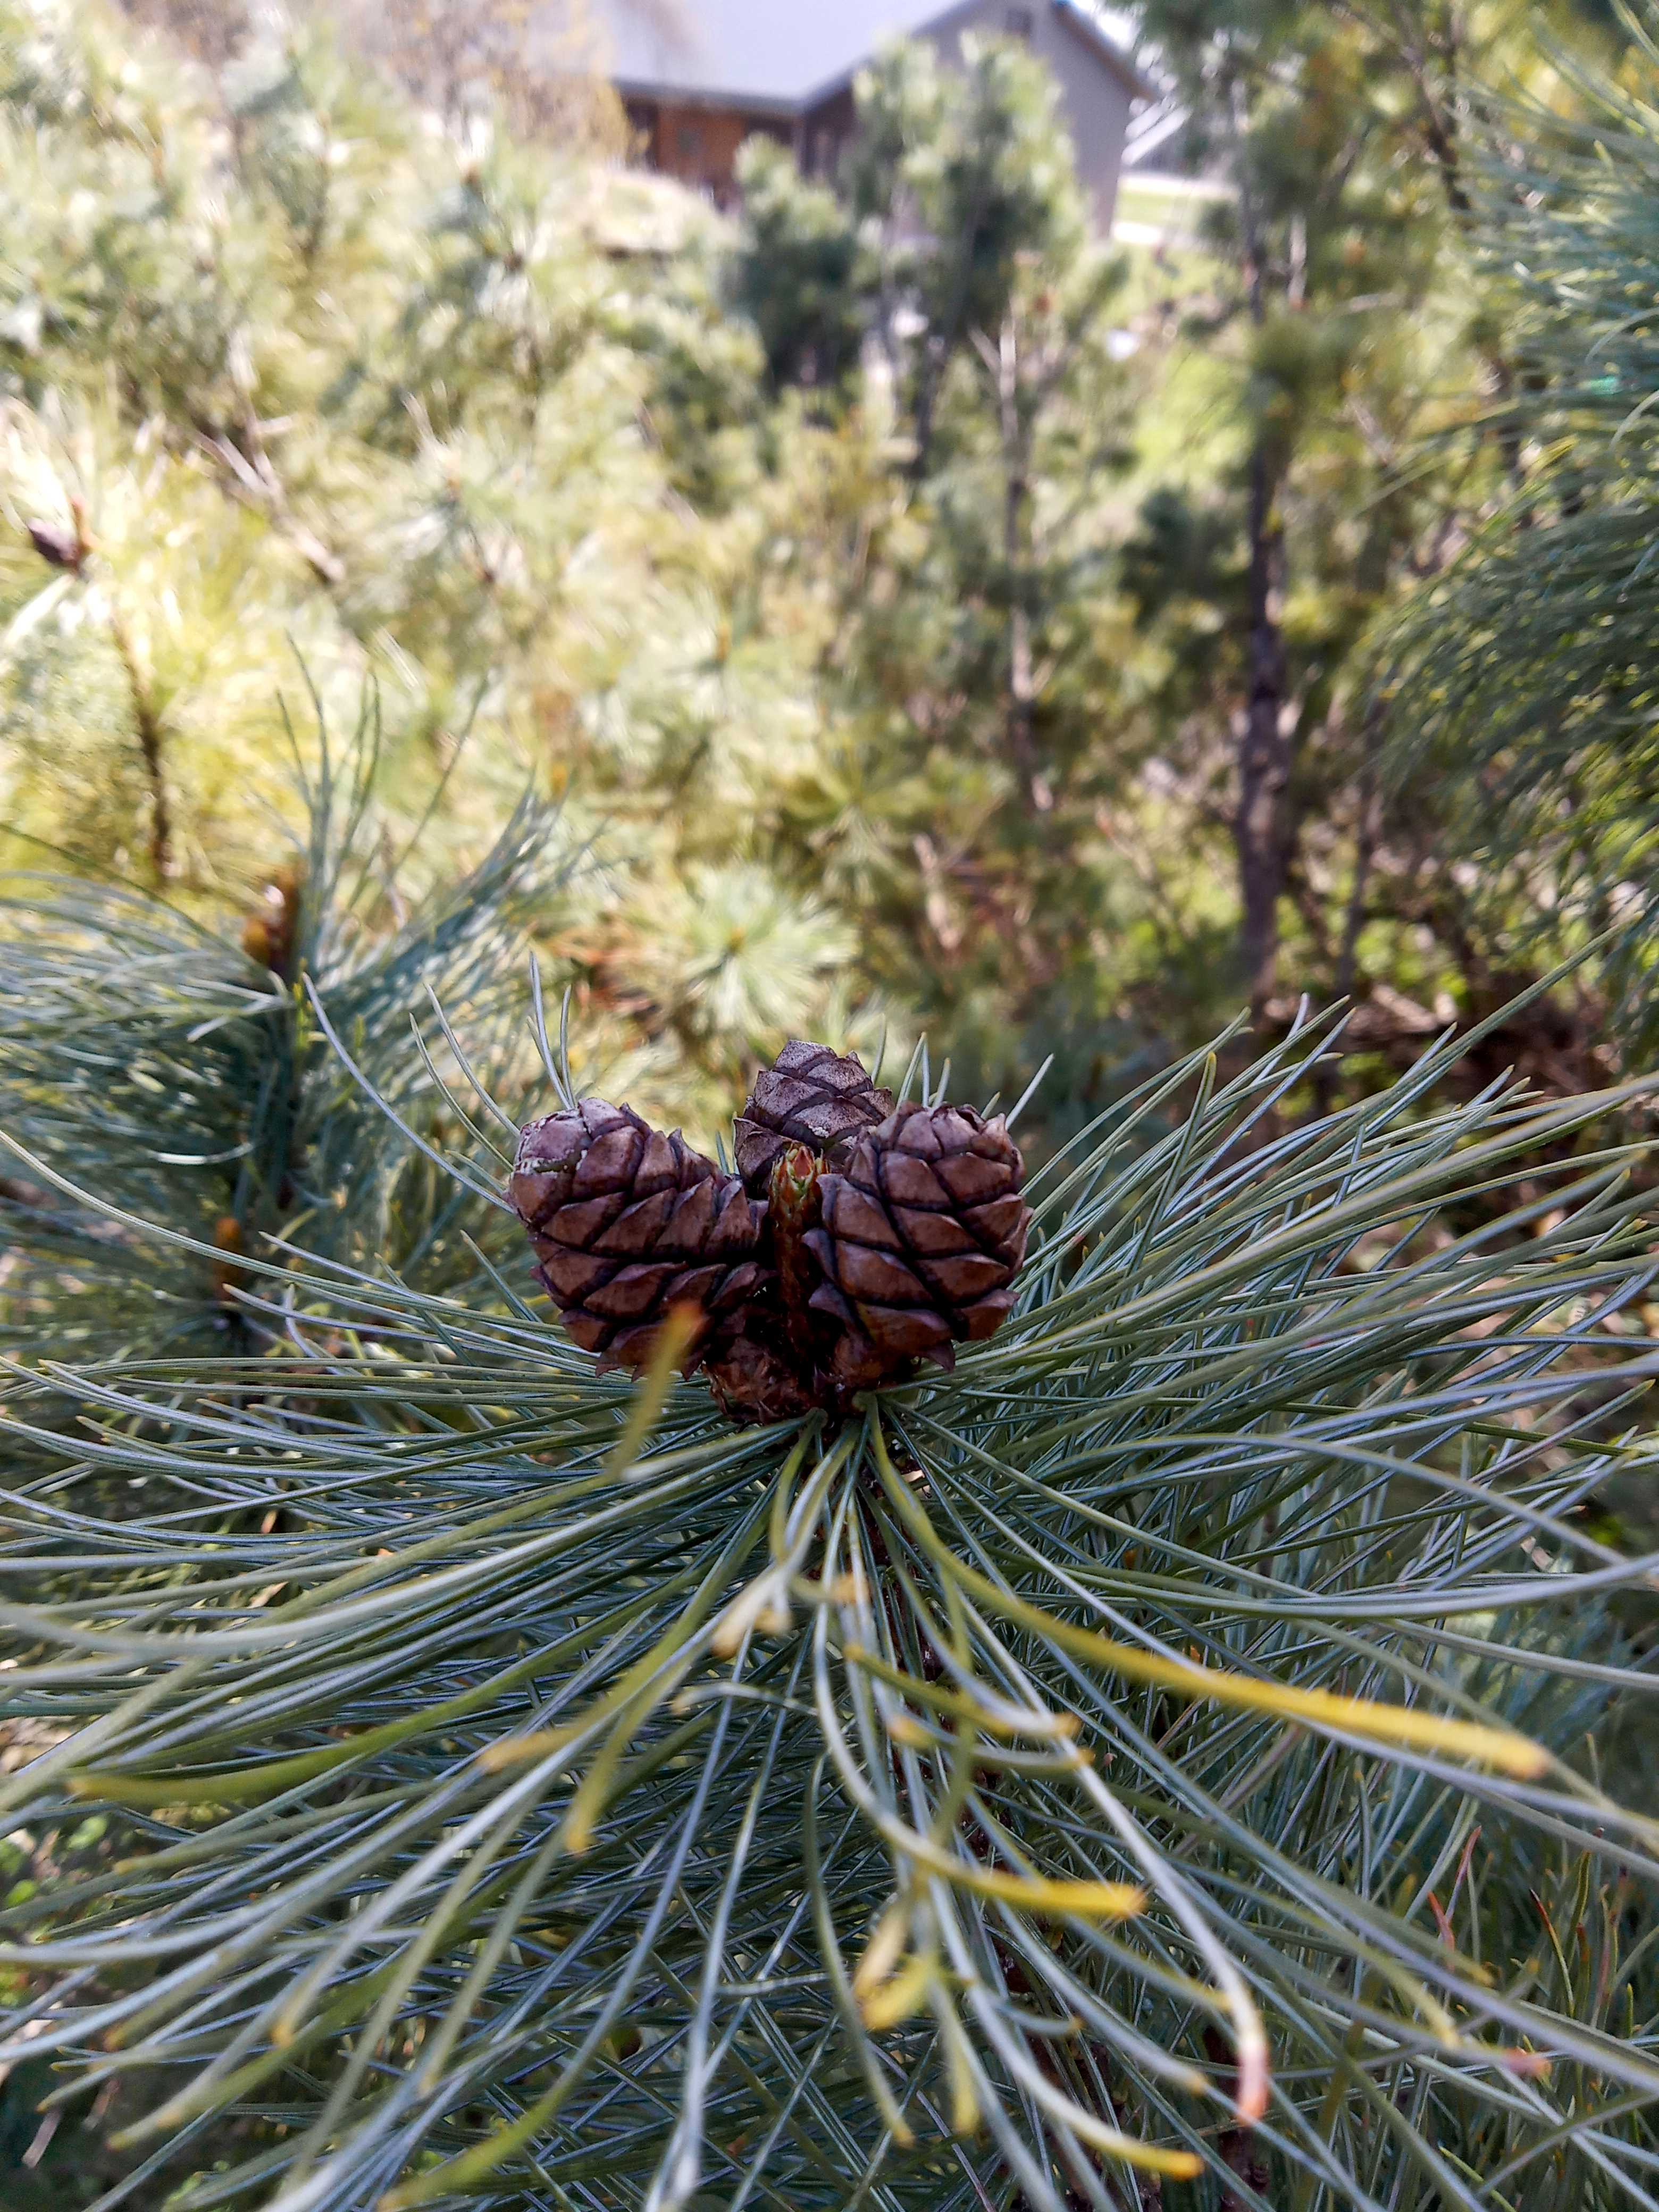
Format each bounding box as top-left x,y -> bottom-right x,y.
509,1102 -> 768,1376
241,864 -> 303,981
734,1041 -> 893,1199
27,517 -> 84,571
804,1102 -> 1031,1387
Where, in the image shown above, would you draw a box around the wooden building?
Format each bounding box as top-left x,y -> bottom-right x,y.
594,0 -> 1149,225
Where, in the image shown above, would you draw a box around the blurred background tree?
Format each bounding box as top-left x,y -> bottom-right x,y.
121,0 -> 637,144
1377,22 -> 1659,1061
1119,0 -> 1626,1071
0,0 -> 860,1143
727,40 -> 1147,1129
2,0 -> 1656,1151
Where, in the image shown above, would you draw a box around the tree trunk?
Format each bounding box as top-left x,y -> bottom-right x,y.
1229,99 -> 1294,1018
908,163 -> 994,482
1336,702 -> 1380,1006
1381,11 -> 1527,485
109,603 -> 173,883
994,318 -> 1042,815
1234,440 -> 1291,1016
1008,600 -> 1039,810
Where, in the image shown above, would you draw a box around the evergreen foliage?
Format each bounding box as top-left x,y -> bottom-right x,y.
1,996 -> 1657,2209
1378,9 -> 1659,1057
1112,0 -> 1633,1077
0,8 -> 1658,2209
0,0 -> 863,1138
0,725 -> 578,1371
2,0 -> 1652,1133
730,40 -> 1146,1115
0,2 -> 1161,1143
1120,0 -> 1548,1029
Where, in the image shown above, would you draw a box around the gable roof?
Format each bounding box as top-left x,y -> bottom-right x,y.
595,0 -> 1147,116
1050,2 -> 1150,97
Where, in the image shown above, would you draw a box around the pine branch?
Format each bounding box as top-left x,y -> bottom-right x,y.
1,988 -> 1656,2209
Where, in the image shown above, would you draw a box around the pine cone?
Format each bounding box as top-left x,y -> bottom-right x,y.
211,1215 -> 248,1308
804,1102 -> 1031,1386
734,1040 -> 893,1199
27,517 -> 83,572
510,1102 -> 768,1376
241,864 -> 303,981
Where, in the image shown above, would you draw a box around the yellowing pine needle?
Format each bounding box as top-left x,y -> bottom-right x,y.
859,1953 -> 936,2030
870,1435 -> 1548,1778
878,1826 -> 1145,1918
605,1303 -> 701,1482
1092,2135 -> 1203,2182
1034,1620 -> 1551,1777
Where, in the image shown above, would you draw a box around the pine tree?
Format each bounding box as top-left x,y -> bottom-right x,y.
0,0 -> 869,1137
1,18 -> 1657,2200
730,40 -> 1145,1126
5,0 -> 1645,1157
1120,0 -> 1621,1063
1377,5 -> 1659,1062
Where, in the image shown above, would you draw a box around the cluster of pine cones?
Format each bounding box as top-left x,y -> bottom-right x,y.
508,1041 -> 1033,1420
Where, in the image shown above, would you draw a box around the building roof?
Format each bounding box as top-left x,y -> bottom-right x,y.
1051,1 -> 1152,97
595,0 -> 1148,116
